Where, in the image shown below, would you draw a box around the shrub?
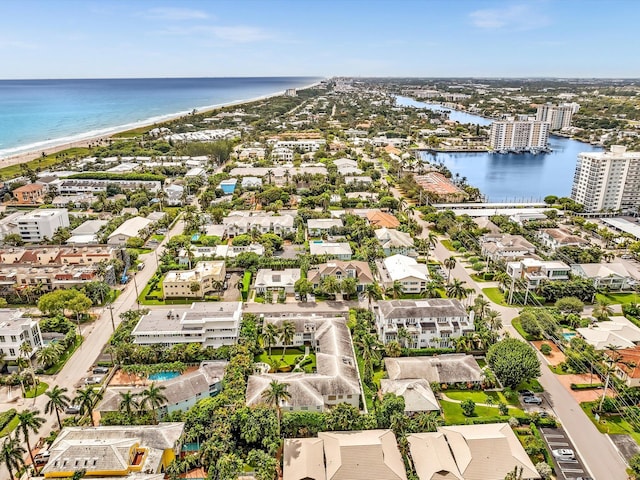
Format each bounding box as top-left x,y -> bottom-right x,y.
0,409 -> 17,432
508,416 -> 520,427
540,344 -> 552,356
498,402 -> 509,416
461,399 -> 476,417
535,462 -> 552,480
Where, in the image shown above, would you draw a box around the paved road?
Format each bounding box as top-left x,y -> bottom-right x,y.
389,186 -> 628,479
0,217 -> 184,479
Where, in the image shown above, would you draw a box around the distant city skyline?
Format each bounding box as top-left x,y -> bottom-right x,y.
1,0 -> 638,79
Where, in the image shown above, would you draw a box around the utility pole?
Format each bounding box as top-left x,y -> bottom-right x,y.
108,302 -> 115,332
133,275 -> 140,310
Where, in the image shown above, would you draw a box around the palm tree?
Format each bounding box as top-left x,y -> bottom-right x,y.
1,434 -> 25,480
386,280 -> 404,299
473,295 -> 490,320
118,391 -> 140,418
385,340 -> 402,358
45,385 -> 71,429
19,341 -> 33,370
593,299 -> 614,322
262,323 -> 279,357
261,380 -> 291,424
74,386 -> 103,426
443,256 -> 457,284
446,279 -> 469,300
364,282 -> 382,307
140,382 -> 168,424
320,275 -> 340,300
397,326 -> 411,349
280,321 -> 296,359
16,409 -> 45,468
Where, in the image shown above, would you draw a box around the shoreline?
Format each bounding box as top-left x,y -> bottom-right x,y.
0,80 -> 323,169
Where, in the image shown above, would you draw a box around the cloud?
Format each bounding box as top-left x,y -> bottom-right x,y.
144,7 -> 210,21
469,4 -> 550,31
154,25 -> 272,43
0,38 -> 37,49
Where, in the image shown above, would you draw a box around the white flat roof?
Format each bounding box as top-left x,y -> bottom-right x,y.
601,217 -> 640,240
444,207 -> 555,218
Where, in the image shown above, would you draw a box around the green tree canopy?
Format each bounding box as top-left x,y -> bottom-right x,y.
487,338 -> 541,388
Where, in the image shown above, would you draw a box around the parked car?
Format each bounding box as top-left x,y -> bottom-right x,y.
225,273 -> 232,280
34,451 -> 50,465
294,293 -> 301,301
93,366 -> 109,374
552,449 -> 575,460
519,390 -> 535,397
84,376 -> 103,385
523,396 -> 543,405
65,405 -> 81,414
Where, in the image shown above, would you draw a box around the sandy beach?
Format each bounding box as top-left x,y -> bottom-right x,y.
0,80 -> 322,170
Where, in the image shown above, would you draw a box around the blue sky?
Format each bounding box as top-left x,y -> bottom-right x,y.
0,0 -> 637,78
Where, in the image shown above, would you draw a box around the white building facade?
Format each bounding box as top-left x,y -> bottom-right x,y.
16,209 -> 70,242
489,121 -> 550,152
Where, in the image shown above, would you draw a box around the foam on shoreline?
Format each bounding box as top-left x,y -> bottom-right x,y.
0,80 -> 323,163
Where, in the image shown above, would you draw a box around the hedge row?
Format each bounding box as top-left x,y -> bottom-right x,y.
0,409 -> 17,432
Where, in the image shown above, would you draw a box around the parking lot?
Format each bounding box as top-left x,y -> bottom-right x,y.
539,427 -> 591,480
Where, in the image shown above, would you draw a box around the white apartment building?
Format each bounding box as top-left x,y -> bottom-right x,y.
489,121 -> 550,152
376,254 -> 429,293
58,179 -> 161,194
131,302 -> 242,348
536,103 -> 575,130
375,299 -> 474,349
571,145 -> 640,212
163,261 -> 226,299
222,212 -> 295,237
272,139 -> 326,152
506,258 -> 571,288
16,208 -> 70,242
0,309 -> 43,361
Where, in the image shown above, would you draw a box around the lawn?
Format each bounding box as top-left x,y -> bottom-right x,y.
151,234 -> 165,242
0,416 -> 19,438
440,399 -> 524,425
517,378 -> 544,393
441,239 -> 456,251
445,390 -> 519,406
25,381 -> 48,398
580,401 -> 640,445
255,347 -> 316,373
482,287 -> 507,306
470,274 -> 492,282
0,147 -> 91,181
596,292 -> 640,305
511,318 -> 534,341
45,335 -> 83,375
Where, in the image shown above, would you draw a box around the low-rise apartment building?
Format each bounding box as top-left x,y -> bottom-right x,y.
163,260 -> 226,299
58,178 -> 161,194
254,268 -> 301,294
376,254 -> 429,293
571,262 -> 636,290
131,302 -> 242,348
222,211 -> 295,237
0,309 -> 43,361
538,228 -> 588,250
375,299 -> 474,349
307,218 -> 343,237
12,184 -> 45,204
16,208 -> 70,243
506,258 -> 571,287
307,260 -> 374,293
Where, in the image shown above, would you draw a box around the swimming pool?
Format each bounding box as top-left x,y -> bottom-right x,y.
562,332 -> 576,342
148,371 -> 180,381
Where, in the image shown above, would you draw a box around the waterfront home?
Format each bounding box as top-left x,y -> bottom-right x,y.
131,302 -> 242,348
375,300 -> 474,349
307,260 -> 374,293
309,241 -> 353,260
366,210 -> 400,229
408,424 -> 540,480
254,268 -> 301,294
506,258 -> 570,288
414,172 -> 467,203
163,261 -> 226,299
376,254 -> 429,293
284,430 -> 407,480
375,228 -> 416,256
571,262 -> 636,290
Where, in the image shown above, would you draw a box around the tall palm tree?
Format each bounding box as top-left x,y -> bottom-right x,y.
262,323 -> 279,357
486,309 -> 503,333
280,321 -> 296,359
118,391 -> 140,418
443,256 -> 457,284
16,409 -> 45,468
1,434 -> 25,480
19,341 -> 33,370
261,380 -> 291,424
45,385 -> 71,429
364,282 -> 382,307
386,280 -> 404,299
446,279 -> 469,300
140,382 -> 168,424
593,299 -> 614,322
473,295 -> 490,320
74,386 -> 103,426
397,326 -> 411,349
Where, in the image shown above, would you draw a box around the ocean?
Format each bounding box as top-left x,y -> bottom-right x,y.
0,77 -> 322,159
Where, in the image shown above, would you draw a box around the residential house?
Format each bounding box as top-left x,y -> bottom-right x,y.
338,165 -> 364,176
538,228 -> 588,250
414,172 -> 468,203
0,309 -> 43,361
307,260 -> 374,293
577,316 -> 640,350
509,212 -> 549,225
380,379 -> 439,414
284,430 -> 407,480
163,184 -> 184,206
366,210 -> 400,229
41,423 -> 184,479
51,194 -> 97,208
307,218 -> 343,237
309,241 -> 352,260
254,268 -> 301,294
96,361 -> 227,417
12,184 -> 45,204
16,208 -> 70,243
246,314 -> 362,412
408,424 -> 540,480
222,211 -> 295,237
384,354 -> 484,385
218,178 -> 238,195
480,234 -> 536,262
238,147 -> 266,161
375,300 -> 474,349
333,158 -> 358,169
107,216 -> 152,246
344,175 -> 372,185
67,220 -> 108,244
163,261 -> 226,299
571,262 -> 636,290
506,258 -> 570,288
185,167 -> 207,180
131,302 -> 242,348
376,254 -> 429,293
375,228 -> 416,256
241,176 -> 262,189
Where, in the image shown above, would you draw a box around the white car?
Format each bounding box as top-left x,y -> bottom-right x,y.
552,449 -> 575,460
84,376 -> 103,385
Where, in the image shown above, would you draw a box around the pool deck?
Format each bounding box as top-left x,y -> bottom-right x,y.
109,365 -> 199,387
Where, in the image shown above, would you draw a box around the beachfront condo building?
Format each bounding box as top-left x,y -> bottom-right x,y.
0,309 -> 43,361
15,208 -> 70,242
489,121 -> 550,152
536,103 -> 575,130
571,145 -> 640,212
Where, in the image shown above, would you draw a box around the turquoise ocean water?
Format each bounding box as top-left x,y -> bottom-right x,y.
0,77 -> 322,159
